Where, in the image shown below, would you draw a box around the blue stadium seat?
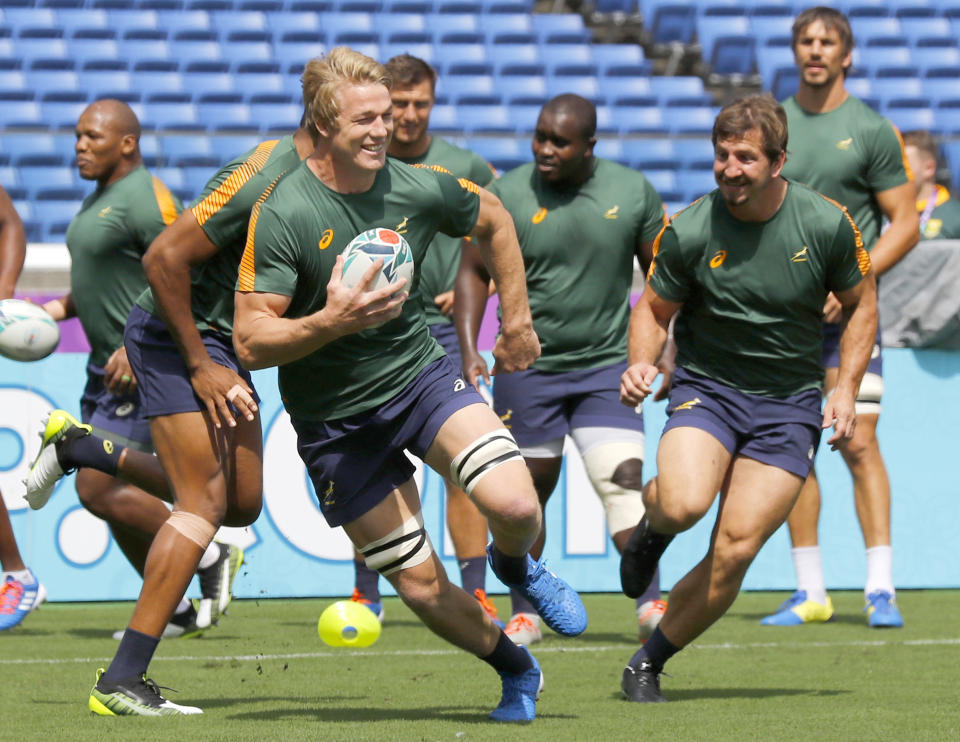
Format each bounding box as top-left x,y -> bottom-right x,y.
0,101 -> 44,129
13,37 -> 70,63
884,106 -> 935,133
509,103 -> 546,133
598,76 -> 654,106
320,11 -> 375,38
546,74 -> 600,103
25,68 -> 80,97
649,5 -> 696,46
463,136 -> 525,167
621,138 -> 675,168
494,75 -> 547,104
264,10 -> 321,36
249,101 -> 302,131
676,169 -> 716,202
696,14 -> 749,64
427,104 -> 459,129
915,46 -> 960,74
592,138 -> 624,164
592,44 -> 646,75
142,101 -> 202,130
19,167 -> 75,194
933,103 -> 960,136
132,67 -> 184,96
170,34 -> 223,65
841,1 -> 891,18
57,9 -> 110,32
616,107 -> 666,135
433,43 -> 488,70
750,14 -> 792,46
221,39 -> 274,64
67,30 -> 121,65
540,43 -> 593,71
181,64 -> 234,98
845,76 -> 874,99
874,77 -> 924,105
233,65 -> 286,96
157,9 -> 212,33
899,16 -> 951,44
923,73 -> 960,105
426,13 -> 480,38
160,133 -> 214,164
434,0 -> 483,12
275,36 -> 327,75
649,75 -> 705,100
208,134 -> 262,163
78,65 -> 134,99
850,17 -> 901,43
436,74 -> 496,104
642,168 -> 678,197
478,12 -> 531,35
757,45 -> 795,92
0,70 -> 28,93
211,10 -> 266,34
197,101 -> 255,131
376,12 -> 427,34
106,9 -> 160,31
2,8 -> 58,29
709,37 -> 756,77
150,166 -> 187,191
487,44 -> 539,74
666,104 -> 717,134
458,104 -> 513,133
117,35 -> 171,64
676,137 -> 715,168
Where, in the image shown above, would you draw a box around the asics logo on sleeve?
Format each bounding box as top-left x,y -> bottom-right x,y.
532,207 -> 547,224
318,229 -> 334,250
709,250 -> 727,268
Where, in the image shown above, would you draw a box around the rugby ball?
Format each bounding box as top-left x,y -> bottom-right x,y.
0,299 -> 60,362
340,227 -> 414,292
317,600 -> 382,648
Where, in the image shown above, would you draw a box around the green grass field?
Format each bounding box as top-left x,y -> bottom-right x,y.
3,591 -> 959,741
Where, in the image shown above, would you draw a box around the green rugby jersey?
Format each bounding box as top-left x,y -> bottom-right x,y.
241,158 -> 481,420
136,135 -> 302,336
490,159 -> 665,371
66,165 -> 180,366
648,181 -> 871,397
781,95 -> 911,250
919,185 -> 960,240
393,137 -> 496,326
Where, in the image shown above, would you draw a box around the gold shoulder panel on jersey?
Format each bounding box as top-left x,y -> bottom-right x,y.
151,176 -> 179,226
457,177 -> 480,195
411,163 -> 454,176
237,171 -> 287,293
193,139 -> 279,227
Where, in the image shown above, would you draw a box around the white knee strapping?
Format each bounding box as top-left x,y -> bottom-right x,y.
359,512 -> 433,577
855,372 -> 883,415
581,441 -> 646,536
449,429 -> 524,495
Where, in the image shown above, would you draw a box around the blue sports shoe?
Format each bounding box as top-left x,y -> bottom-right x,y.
761,590 -> 834,626
865,590 -> 904,628
487,545 -> 587,637
489,647 -> 543,722
0,570 -> 46,631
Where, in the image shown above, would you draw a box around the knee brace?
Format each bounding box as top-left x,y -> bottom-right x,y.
166,510 -> 217,549
854,372 -> 883,416
581,442 -> 646,536
359,513 -> 434,577
449,429 -> 524,495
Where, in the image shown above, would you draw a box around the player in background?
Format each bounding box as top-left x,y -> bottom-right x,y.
903,130 -> 960,240
456,94 -> 668,645
29,100 -> 239,636
234,47 -> 586,723
80,111 -> 314,715
0,184 -> 44,631
619,94 -> 878,702
346,53 -> 502,626
762,7 -> 918,629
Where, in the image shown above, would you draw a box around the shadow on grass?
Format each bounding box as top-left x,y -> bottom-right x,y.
223,702 -> 576,723
610,687 -> 851,702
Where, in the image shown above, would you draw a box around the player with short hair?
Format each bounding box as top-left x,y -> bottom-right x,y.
903,130 -> 960,240
456,94 -> 668,645
762,6 -> 918,629
0,184 -> 44,631
30,100 -> 239,636
234,47 -> 586,723
346,53 -> 503,625
618,94 -> 878,702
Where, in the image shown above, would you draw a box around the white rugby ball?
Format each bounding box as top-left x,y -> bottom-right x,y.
0,299 -> 60,362
340,227 -> 414,292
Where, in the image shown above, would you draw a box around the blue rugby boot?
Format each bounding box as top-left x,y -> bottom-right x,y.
865,590 -> 904,628
490,647 -> 543,722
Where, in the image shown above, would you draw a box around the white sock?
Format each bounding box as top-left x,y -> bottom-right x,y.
2,568 -> 32,583
865,545 -> 894,598
792,546 -> 827,605
174,597 -> 191,615
197,542 -> 221,570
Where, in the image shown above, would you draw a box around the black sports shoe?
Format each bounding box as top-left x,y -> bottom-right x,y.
88,668 -> 203,716
620,516 -> 674,599
621,660 -> 667,703
196,543 -> 243,629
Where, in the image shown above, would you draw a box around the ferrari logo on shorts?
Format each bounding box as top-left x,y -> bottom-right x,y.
836,137 -> 853,151
792,246 -> 809,263
674,397 -> 702,412
322,481 -> 336,506
395,216 -> 409,234
318,229 -> 334,250
709,250 -> 727,268
604,205 -> 619,219
532,207 -> 547,224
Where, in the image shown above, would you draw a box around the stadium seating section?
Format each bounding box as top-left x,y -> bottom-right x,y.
1,0 -> 959,241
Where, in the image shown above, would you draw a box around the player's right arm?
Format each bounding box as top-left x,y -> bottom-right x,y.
0,185 -> 26,300
453,238 -> 492,387
233,255 -> 407,370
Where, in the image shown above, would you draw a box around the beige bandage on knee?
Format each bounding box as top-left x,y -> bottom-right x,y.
582,442 -> 646,536
166,510 -> 217,549
359,512 -> 434,577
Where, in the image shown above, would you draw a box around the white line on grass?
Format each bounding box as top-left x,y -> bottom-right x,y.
4,637 -> 960,666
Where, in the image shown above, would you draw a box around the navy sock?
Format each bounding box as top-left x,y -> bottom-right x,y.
481,631 -> 534,675
354,560 -> 381,602
102,628 -> 160,682
61,430 -> 122,476
636,566 -> 662,606
628,626 -> 681,672
510,587 -> 537,617
459,556 -> 487,594
489,545 -> 528,587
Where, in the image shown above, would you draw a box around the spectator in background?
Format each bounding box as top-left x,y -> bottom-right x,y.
0,183 -> 44,631
903,130 -> 960,241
